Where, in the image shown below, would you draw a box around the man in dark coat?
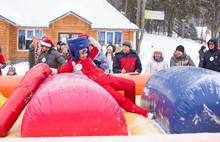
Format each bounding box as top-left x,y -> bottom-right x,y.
37,38 -> 66,69
170,45 -> 195,67
200,38 -> 220,72
198,45 -> 207,67
113,40 -> 142,73
28,43 -> 35,69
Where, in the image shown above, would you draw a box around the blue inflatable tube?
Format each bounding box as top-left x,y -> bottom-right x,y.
141,67 -> 220,133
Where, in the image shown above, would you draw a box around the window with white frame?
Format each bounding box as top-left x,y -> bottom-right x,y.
35,30 -> 43,40
98,32 -> 105,46
18,29 -> 43,50
107,32 -> 113,45
98,31 -> 122,47
115,32 -> 122,46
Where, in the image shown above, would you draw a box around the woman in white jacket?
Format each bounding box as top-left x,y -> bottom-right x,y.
145,50 -> 168,75
105,45 -> 115,73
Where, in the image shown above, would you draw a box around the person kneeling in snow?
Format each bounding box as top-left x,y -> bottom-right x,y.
58,35 -> 148,117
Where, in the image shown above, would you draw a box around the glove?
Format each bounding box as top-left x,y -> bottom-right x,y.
148,113 -> 155,120
50,68 -> 57,75
88,36 -> 101,51
93,60 -> 102,67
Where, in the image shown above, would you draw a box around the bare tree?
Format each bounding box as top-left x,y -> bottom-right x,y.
124,0 -> 128,16
200,0 -> 220,38
136,0 -> 146,54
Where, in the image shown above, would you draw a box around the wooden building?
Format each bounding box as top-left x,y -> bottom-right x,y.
0,0 -> 139,62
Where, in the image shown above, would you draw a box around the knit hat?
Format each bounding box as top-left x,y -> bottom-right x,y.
107,46 -> 113,51
40,38 -> 55,48
122,40 -> 132,48
176,45 -> 185,53
8,66 -> 16,72
68,36 -> 90,61
153,46 -> 163,55
107,45 -> 115,52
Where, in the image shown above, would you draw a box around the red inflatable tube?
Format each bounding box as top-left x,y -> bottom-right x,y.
0,63 -> 51,137
21,73 -> 128,137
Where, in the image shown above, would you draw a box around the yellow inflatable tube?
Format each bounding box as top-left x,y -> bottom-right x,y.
0,92 -> 7,108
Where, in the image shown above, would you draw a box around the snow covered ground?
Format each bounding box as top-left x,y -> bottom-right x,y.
2,33 -> 204,75
140,33 -> 203,73
2,62 -> 29,76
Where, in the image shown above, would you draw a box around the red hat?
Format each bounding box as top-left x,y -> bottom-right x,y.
40,38 -> 55,48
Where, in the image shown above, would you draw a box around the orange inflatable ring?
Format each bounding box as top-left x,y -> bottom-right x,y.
0,74 -> 150,98
114,73 -> 150,95
0,76 -> 23,98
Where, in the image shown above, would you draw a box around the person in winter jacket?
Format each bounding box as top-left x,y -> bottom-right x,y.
170,45 -> 195,67
198,45 -> 207,67
145,50 -> 168,75
56,41 -> 62,51
37,38 -> 66,69
93,48 -> 109,71
58,35 -> 148,117
28,37 -> 42,69
58,42 -> 69,60
105,44 -> 115,73
113,40 -> 142,73
200,38 -> 220,72
28,42 -> 36,69
0,47 -> 6,76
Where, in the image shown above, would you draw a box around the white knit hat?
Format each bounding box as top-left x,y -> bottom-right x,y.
107,46 -> 113,51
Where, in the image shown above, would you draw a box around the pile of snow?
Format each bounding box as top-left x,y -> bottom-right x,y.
140,33 -> 204,73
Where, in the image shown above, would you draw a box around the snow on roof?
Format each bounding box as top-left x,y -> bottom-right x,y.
0,0 -> 139,30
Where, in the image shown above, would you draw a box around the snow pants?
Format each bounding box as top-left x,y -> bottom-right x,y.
92,74 -> 148,117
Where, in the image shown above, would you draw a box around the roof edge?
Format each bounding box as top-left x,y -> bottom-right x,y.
0,15 -> 18,26
93,28 -> 139,31
19,26 -> 48,28
49,11 -> 92,25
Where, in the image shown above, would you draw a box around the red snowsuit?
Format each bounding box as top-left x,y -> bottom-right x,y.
0,53 -> 6,76
58,42 -> 148,117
